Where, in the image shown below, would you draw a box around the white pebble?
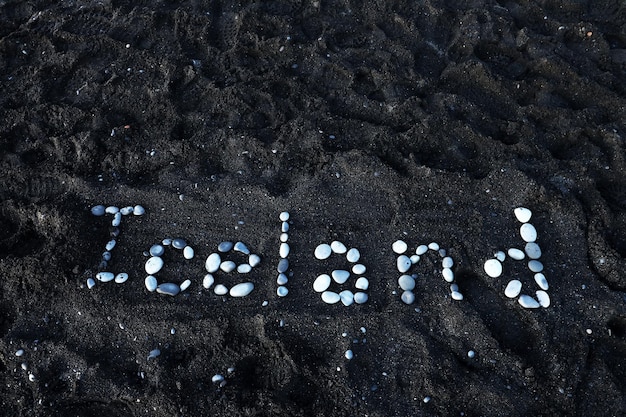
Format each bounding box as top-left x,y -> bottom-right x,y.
214,284 -> 228,295
450,284 -> 459,292
442,268 -> 454,283
133,205 -> 145,215
345,350 -> 354,360
157,283 -> 180,296
280,233 -> 288,242
230,282 -> 254,297
315,244 -> 332,260
504,280 -> 522,298
397,255 -> 412,273
248,254 -> 261,267
451,291 -> 464,300
467,350 -> 475,358
536,290 -> 550,307
346,248 -> 360,263
234,241 -> 250,254
120,206 -> 134,215
145,276 -> 157,292
212,374 -> 225,383
339,290 -> 354,306
91,205 -> 105,216
410,255 -> 420,264
112,212 -> 122,227
423,396 -> 431,403
534,273 -> 549,290
183,246 -> 194,259
525,242 -> 542,259
484,259 -> 503,278
392,240 -> 408,254
401,291 -> 415,304
355,277 -> 369,290
507,248 -> 525,260
96,272 -> 115,282
277,273 -> 288,285
281,222 -> 289,232
416,245 -> 428,255
398,275 -> 415,291
352,264 -> 366,275
15,349 -> 24,357
332,270 -> 350,284
277,286 -> 288,297
277,258 -> 289,273
87,278 -> 96,289
218,241 -> 233,252
172,238 -> 186,249
203,274 -> 214,289
518,294 -> 540,308
354,292 -> 368,304
147,349 -> 160,359
442,257 -> 454,268
238,264 -> 252,273
520,223 -> 537,242
321,291 -> 341,304
105,206 -> 119,214
162,238 -> 172,246
279,211 -> 290,221
220,261 -> 236,273
279,243 -> 290,258
114,273 -> 129,284
331,241 -> 347,254
528,260 -> 543,272
313,274 -> 331,292
514,207 -> 532,223
428,242 -> 440,251
495,251 -> 506,262
206,253 -> 221,273
150,244 -> 165,257
145,256 -> 164,275
180,279 -> 191,292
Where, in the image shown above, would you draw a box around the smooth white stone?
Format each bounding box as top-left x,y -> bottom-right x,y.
145,276 -> 157,292
345,350 -> 353,360
467,350 -> 475,358
105,240 -> 116,251
450,283 -> 459,292
112,212 -> 122,227
102,251 -> 111,261
416,245 -> 428,255
321,291 -> 340,304
133,205 -> 145,215
183,246 -> 194,259
518,294 -> 540,308
280,233 -> 288,242
120,206 -> 134,215
484,259 -> 503,278
397,255 -> 412,273
534,273 -> 549,290
277,273 -> 288,285
392,240 -> 408,254
203,274 -> 214,289
218,241 -> 233,252
105,206 -> 119,214
355,277 -> 369,290
514,207 -> 532,223
520,223 -> 537,242
332,270 -> 350,284
214,284 -> 228,295
157,283 -> 180,296
525,243 -> 542,259
205,253 -> 221,273
398,275 -> 415,291
279,211 -> 290,221
277,286 -> 288,297
401,291 -> 415,305
339,290 -> 354,306
438,248 -> 446,257
150,244 -> 165,257
410,255 -> 420,264
172,238 -> 186,249
442,257 -> 454,268
451,291 -> 464,301
180,279 -> 191,292
238,264 -> 252,273
281,222 -> 289,232
442,268 -> 454,283
279,243 -> 290,258
212,374 -> 225,383
145,257 -> 164,275
277,258 -> 289,273
315,244 -> 332,260
495,251 -> 506,262
234,241 -> 250,254
248,254 -> 261,267
96,272 -> 115,282
87,278 -> 96,289
162,238 -> 172,246
428,242 -> 440,251
313,274 -> 331,292
352,264 -> 366,275
331,241 -> 347,254
354,292 -> 368,304
528,260 -> 543,272
15,349 -> 24,357
220,261 -> 236,273
346,248 -> 360,263
115,273 -> 129,284
504,280 -> 522,298
536,290 -> 550,307
91,205 -> 105,216
508,248 -> 525,260
230,282 -> 254,297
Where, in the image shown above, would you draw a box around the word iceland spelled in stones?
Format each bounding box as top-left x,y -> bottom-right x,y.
88,205 -> 551,310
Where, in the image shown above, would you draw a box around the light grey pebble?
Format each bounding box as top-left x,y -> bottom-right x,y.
536,290 -> 550,307
150,244 -> 165,257
203,274 -> 214,289
534,273 -> 549,290
96,272 -> 115,282
355,277 -> 369,290
105,206 -> 119,214
340,290 -> 354,306
345,350 -> 354,360
520,223 -> 537,242
416,245 -> 428,255
21,362 -> 28,371
133,205 -> 145,215
505,280 -> 522,298
183,246 -> 194,259
450,283 -> 459,292
172,238 -> 186,249
102,251 -> 112,261
518,294 -> 540,308
279,243 -> 290,258
15,349 -> 24,357
410,255 -> 420,264
212,374 -> 225,383
218,241 -> 234,252
115,273 -> 129,284
234,241 -> 250,254
507,248 -> 525,260
484,259 -> 503,278
145,256 -> 164,275
162,238 -> 172,246
145,275 -> 158,292
180,279 -> 191,292
98,260 -> 108,269
315,244 -> 332,260
277,258 -> 289,273
87,278 -> 96,289
451,291 -> 464,301
112,212 -> 122,227
280,233 -> 288,242
230,282 -> 254,297
392,240 -> 408,254
120,206 -> 134,215
442,268 -> 454,283
281,221 -> 289,232
248,254 -> 261,267
332,270 -> 350,284
495,251 -> 506,262
277,273 -> 288,285
91,205 -> 105,216
313,274 -> 331,292
170,328 -> 176,335
279,211 -> 290,221
401,291 -> 415,305
206,253 -> 221,273
442,257 -> 454,268
514,207 -> 532,223
398,275 -> 415,291
321,291 -> 341,304
528,260 -> 543,272
331,241 -> 347,254
467,350 -> 475,358
397,255 -> 412,273
428,242 -> 440,251
346,248 -> 360,263
238,263 -> 252,273
147,349 -> 160,359
105,240 -> 116,251
157,283 -> 180,296
220,261 -> 236,273
352,264 -> 366,275
214,284 -> 228,295
354,292 -> 368,304
525,242 -> 542,259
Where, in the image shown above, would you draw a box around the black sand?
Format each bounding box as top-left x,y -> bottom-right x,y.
1,1 -> 625,416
